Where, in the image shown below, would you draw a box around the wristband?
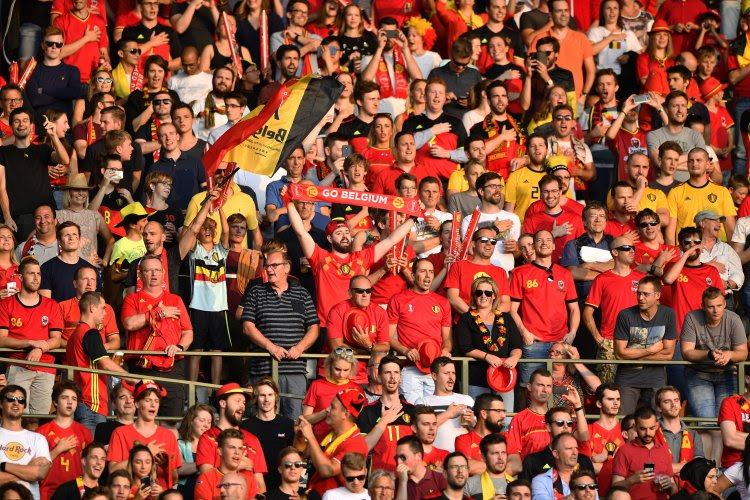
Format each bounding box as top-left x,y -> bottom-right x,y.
1,462 -> 6,472
177,344 -> 185,352
574,406 -> 583,412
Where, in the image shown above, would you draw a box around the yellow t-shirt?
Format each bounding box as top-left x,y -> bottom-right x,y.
606,186 -> 668,213
505,166 -> 547,222
109,236 -> 146,266
183,183 -> 259,244
447,169 -> 504,195
667,181 -> 736,241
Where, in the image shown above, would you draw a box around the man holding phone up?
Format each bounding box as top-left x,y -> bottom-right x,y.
520,37 -> 575,119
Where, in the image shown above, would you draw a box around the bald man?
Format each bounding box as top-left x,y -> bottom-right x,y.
168,46 -> 213,104
219,472 -> 248,500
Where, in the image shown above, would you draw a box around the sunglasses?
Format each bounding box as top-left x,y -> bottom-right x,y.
345,475 -> 366,482
129,48 -> 142,55
451,60 -> 469,68
4,395 -> 25,405
97,77 -> 113,84
553,419 -> 574,427
614,245 -> 635,252
153,99 -> 172,105
351,287 -> 372,295
574,484 -> 598,491
476,236 -> 498,245
638,221 -> 659,228
681,239 -> 701,245
554,115 -> 574,121
335,347 -> 354,356
44,41 -> 63,48
474,290 -> 494,298
283,461 -> 306,469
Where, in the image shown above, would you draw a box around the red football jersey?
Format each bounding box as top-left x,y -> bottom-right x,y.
506,409 -> 548,459
522,208 -> 585,263
370,163 -> 444,196
38,420 -> 92,500
423,446 -> 449,470
668,263 -> 724,332
0,265 -> 20,292
194,468 -> 257,499
719,395 -> 750,467
589,421 -> 623,457
107,424 -> 182,489
604,215 -> 637,237
454,430 -> 482,461
302,378 -> 363,441
66,323 -> 110,416
120,290 -> 191,353
443,260 -> 510,310
610,127 -> 648,183
53,11 -> 109,82
0,295 -> 63,374
59,296 -> 118,342
195,426 -> 268,478
387,289 -> 451,349
308,429 -> 368,495
362,146 -> 394,189
509,263 -> 577,342
586,270 -> 645,339
371,245 -> 417,305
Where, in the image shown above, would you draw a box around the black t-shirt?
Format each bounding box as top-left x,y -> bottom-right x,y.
124,246 -> 184,295
123,89 -> 181,136
40,257 -> 101,302
470,117 -> 522,142
266,487 -> 322,500
169,3 -> 216,52
182,138 -> 207,164
472,24 -> 526,60
51,479 -> 95,500
357,397 -> 416,433
82,328 -> 108,360
339,31 -> 379,71
484,62 -> 527,81
146,206 -> 185,248
519,447 -> 595,481
94,420 -> 124,447
338,117 -> 373,141
121,23 -> 182,61
82,139 -> 145,192
0,144 -> 54,217
403,112 -> 468,149
240,415 -> 295,491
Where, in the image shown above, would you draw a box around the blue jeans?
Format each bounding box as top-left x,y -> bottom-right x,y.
519,341 -> 553,386
75,402 -> 107,435
666,341 -> 688,405
721,0 -> 741,40
18,23 -> 43,61
683,367 -> 737,419
733,97 -> 750,176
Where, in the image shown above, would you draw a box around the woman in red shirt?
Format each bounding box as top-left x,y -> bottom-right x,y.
636,20 -> 675,88
0,225 -> 19,299
306,0 -> 340,38
363,114 -> 395,188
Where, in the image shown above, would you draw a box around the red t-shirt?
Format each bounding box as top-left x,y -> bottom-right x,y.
454,430 -> 485,461
195,426 -> 268,482
308,428 -> 369,495
387,289 -> 451,350
373,0 -> 414,27
53,11 -> 109,82
427,253 -> 447,296
725,39 -> 750,96
362,146 -> 395,189
522,208 -> 585,263
371,245 -> 417,305
509,263 -> 577,342
708,105 -> 734,171
589,421 -> 623,457
51,0 -> 107,21
308,245 -> 376,326
325,300 -> 390,383
443,260 -> 509,311
38,420 -> 92,500
107,424 -> 182,489
611,440 -> 673,500
667,263 -> 724,332
585,270 -> 645,339
194,468 -> 257,500
66,323 -> 110,415
506,408 -> 548,459
302,379 -> 363,441
423,447 -> 449,470
59,297 -> 118,342
605,215 -> 636,237
739,196 -> 750,218
719,395 -> 750,467
0,265 -> 20,292
655,0 -> 709,52
610,127 -> 649,183
371,163 -> 443,196
526,198 -> 584,218
120,290 -> 191,353
0,295 -> 63,374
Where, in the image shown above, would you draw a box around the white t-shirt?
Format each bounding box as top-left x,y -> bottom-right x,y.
189,242 -> 229,311
167,71 -> 213,107
722,462 -> 750,499
322,486 -> 372,500
413,209 -> 453,257
413,51 -> 442,81
460,210 -> 521,273
0,427 -> 51,500
415,393 -> 475,451
586,27 -> 642,73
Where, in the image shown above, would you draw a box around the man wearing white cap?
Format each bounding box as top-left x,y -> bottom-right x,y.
695,209 -> 744,309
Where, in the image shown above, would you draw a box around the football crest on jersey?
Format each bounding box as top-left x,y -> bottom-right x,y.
558,280 -> 565,290
706,277 -> 713,286
708,194 -> 717,203
41,316 -> 48,326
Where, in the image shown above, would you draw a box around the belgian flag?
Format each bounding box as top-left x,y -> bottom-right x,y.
202,75 -> 343,178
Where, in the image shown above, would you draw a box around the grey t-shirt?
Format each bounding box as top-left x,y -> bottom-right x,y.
614,305 -> 678,388
645,127 -> 705,182
447,192 -> 480,219
681,309 -> 747,372
465,474 -> 507,497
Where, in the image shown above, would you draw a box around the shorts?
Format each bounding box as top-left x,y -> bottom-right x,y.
190,309 -> 232,351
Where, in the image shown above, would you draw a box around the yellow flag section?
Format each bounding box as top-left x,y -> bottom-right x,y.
202,75 -> 343,178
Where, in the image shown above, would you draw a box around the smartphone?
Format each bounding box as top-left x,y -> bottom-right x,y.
552,386 -> 569,396
341,144 -> 353,157
384,30 -> 401,38
633,94 -> 651,105
6,282 -> 16,294
533,51 -> 548,66
643,462 -> 655,474
141,477 -> 151,488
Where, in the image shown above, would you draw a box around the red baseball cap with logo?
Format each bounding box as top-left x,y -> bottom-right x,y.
215,383 -> 252,400
336,388 -> 367,417
326,219 -> 348,236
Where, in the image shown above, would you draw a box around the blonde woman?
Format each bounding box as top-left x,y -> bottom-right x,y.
548,341 -> 601,412
0,224 -> 18,299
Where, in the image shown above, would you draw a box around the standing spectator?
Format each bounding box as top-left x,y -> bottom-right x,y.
654,0 -> 708,52
51,443 -> 107,499
0,108 -> 68,239
447,160 -> 484,218
409,406 -> 448,470
242,248 -> 319,418
655,386 -> 703,471
93,382 -> 135,449
0,258 -> 63,414
613,154 -> 669,225
696,210 -> 744,304
510,230 -> 578,385
120,254 -> 193,416
358,356 -> 416,472
0,85 -> 24,142
168,0 -> 218,53
427,39 -> 482,117
393,435 -> 447,500
505,369 -> 554,474
613,276 -> 678,415
270,0 -> 322,78
455,394 -> 507,475
53,0 -> 109,83
111,40 -> 144,100
387,258 -> 452,403
190,66 -> 234,141
650,142 -> 683,196
611,407 -> 677,498
520,38 -> 576,120
66,291 -> 129,432
265,447 -> 317,500
171,104 -> 206,163
25,27 -> 81,123
0,385 -> 51,499
40,222 -> 97,302
718,372 -> 750,468
370,132 -> 432,196
632,209 -> 677,280
472,0 -> 525,72
121,0 -> 182,71
583,236 -> 646,384
15,205 -> 59,265
464,435 -> 513,497
588,384 -> 623,472
38,380 -> 93,499
240,378 -> 295,493
588,1 -> 643,73
504,135 -> 549,222
141,172 -> 184,246
561,201 -> 613,300
546,105 -> 596,197
681,287 -> 748,419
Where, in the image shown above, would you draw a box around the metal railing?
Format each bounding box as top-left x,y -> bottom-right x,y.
0,349 -> 744,426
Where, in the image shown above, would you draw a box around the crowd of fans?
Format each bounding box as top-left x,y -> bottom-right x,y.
2,0 -> 750,498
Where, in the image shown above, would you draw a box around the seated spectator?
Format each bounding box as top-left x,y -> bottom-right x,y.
194,428 -> 265,499
464,434 -> 513,497
410,406 -> 449,469
51,442 -> 107,499
93,382 -> 135,449
530,433 -> 585,499
175,403 -> 213,494
321,453 -> 370,500
393,435 -> 447,500
169,47 -> 212,104
669,457 -> 720,500
654,386 -> 703,473
455,394 -> 507,475
547,342 -> 601,411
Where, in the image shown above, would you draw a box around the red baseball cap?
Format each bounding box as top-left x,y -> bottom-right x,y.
215,383 -> 252,400
336,388 -> 367,417
133,380 -> 167,400
342,308 -> 373,347
326,219 -> 348,236
415,339 -> 441,373
487,365 -> 518,393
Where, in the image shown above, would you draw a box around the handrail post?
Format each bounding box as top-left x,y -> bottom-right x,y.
461,358 -> 469,395
188,381 -> 196,408
545,359 -> 554,410
272,357 -> 279,384
740,362 -> 746,394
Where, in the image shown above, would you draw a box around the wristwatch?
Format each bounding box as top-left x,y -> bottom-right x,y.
546,78 -> 554,87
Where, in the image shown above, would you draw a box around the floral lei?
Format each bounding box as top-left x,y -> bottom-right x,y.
470,308 -> 507,352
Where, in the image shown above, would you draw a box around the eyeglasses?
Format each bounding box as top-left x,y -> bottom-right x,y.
282,461 -> 306,469
446,465 -> 469,472
681,239 -> 701,245
351,287 -> 372,295
554,115 -> 574,121
553,419 -> 574,427
97,77 -> 113,84
638,221 -> 659,228
157,181 -> 173,187
482,183 -> 503,191
549,349 -> 565,356
574,483 -> 598,491
474,289 -> 494,298
345,475 -> 366,482
2,98 -> 22,103
153,99 -> 172,105
335,347 -> 354,356
4,395 -> 25,405
614,245 -> 635,252
476,237 -> 498,245
129,47 -> 143,55
264,262 -> 287,270
44,41 -> 63,49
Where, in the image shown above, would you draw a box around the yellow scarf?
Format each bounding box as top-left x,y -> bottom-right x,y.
738,34 -> 750,68
480,471 -> 513,500
320,425 -> 359,458
112,63 -> 131,99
